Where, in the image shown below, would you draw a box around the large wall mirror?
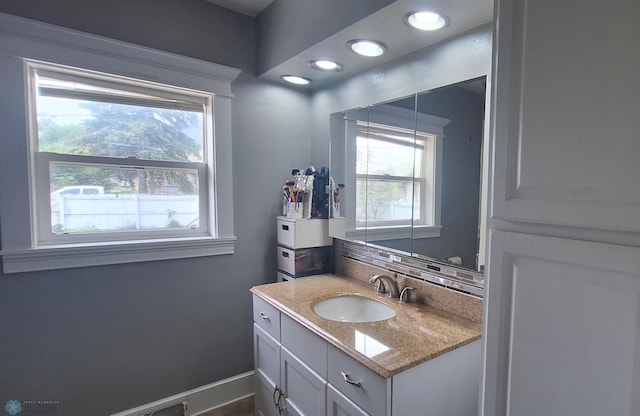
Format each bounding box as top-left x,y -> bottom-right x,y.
329,77 -> 487,272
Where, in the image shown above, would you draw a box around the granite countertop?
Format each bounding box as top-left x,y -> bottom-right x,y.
250,274 -> 481,378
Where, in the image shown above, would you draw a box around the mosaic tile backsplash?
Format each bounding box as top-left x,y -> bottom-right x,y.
340,241 -> 484,297
337,241 -> 483,322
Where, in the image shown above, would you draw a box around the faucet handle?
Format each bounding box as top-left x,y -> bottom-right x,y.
399,287 -> 415,303
369,276 -> 386,294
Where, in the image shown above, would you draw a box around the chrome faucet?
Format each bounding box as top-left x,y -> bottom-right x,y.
399,286 -> 415,303
369,274 -> 400,298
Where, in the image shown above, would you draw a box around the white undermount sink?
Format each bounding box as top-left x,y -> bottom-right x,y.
313,295 -> 396,323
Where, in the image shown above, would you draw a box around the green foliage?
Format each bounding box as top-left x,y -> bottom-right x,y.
40,101 -> 202,194
38,119 -> 88,154
50,165 -> 111,190
356,179 -> 408,222
75,102 -> 200,162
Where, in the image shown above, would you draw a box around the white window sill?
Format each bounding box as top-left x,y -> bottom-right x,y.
0,236 -> 236,273
346,225 -> 442,242
412,225 -> 443,239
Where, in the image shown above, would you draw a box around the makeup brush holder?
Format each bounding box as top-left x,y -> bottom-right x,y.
287,203 -> 304,218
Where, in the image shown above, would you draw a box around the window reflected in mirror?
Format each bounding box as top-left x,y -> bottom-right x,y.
356,120 -> 431,227
329,77 -> 487,272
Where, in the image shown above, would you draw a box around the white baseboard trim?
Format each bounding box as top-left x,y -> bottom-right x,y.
111,371 -> 254,416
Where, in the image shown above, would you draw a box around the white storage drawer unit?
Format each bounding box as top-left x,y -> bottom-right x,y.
278,271 -> 316,282
276,216 -> 332,281
277,245 -> 331,277
277,216 -> 331,249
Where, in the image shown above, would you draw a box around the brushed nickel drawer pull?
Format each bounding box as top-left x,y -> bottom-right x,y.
341,371 -> 362,387
272,386 -> 280,408
259,312 -> 270,321
276,389 -> 285,414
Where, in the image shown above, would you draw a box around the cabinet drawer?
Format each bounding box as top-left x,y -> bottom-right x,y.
277,216 -> 331,249
327,345 -> 388,416
277,245 -> 331,277
277,271 -> 291,282
281,314 -> 327,378
277,271 -> 315,282
253,295 -> 280,340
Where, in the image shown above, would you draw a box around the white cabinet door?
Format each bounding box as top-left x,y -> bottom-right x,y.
254,324 -> 280,388
326,384 -> 368,416
486,0 -> 640,414
254,324 -> 281,416
280,347 -> 326,416
482,231 -> 640,416
255,371 -> 281,416
490,0 -> 640,232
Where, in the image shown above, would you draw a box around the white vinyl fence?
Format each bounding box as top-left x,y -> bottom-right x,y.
51,194 -> 199,231
356,200 -> 417,222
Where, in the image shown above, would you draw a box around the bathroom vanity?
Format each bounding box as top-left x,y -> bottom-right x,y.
251,275 -> 481,416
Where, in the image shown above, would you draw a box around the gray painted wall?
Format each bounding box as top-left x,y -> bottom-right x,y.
411,86 -> 485,266
255,0 -> 394,75
0,1 -> 311,415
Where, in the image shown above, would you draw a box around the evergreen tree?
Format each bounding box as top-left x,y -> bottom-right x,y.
40,100 -> 202,194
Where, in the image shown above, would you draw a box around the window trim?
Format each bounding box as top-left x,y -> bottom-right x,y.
0,13 -> 241,273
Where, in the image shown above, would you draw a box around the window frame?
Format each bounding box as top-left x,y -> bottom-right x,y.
28,61 -> 212,245
344,104 -> 449,242
354,120 -> 432,229
34,153 -> 210,245
0,13 -> 240,273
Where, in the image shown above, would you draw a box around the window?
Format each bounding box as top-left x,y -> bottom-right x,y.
30,62 -> 210,244
343,104 -> 449,241
0,13 -> 240,273
356,120 -> 435,228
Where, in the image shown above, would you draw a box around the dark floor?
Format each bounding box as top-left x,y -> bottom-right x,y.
198,395 -> 254,416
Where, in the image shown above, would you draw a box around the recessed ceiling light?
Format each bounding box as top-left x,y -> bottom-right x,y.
280,75 -> 311,85
347,40 -> 386,57
404,10 -> 449,31
308,60 -> 344,72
